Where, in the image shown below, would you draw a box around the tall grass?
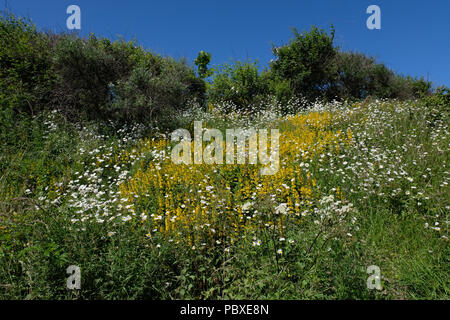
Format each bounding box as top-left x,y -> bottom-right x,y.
0,98 -> 448,299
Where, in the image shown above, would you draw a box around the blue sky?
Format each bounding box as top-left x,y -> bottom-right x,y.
6,0 -> 450,87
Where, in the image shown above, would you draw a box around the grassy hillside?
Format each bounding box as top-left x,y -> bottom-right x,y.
1,97 -> 448,299
0,11 -> 448,300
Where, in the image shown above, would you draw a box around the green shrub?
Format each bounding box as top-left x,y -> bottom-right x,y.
194,50 -> 214,79
367,63 -> 398,98
1,13 -> 204,126
270,26 -> 337,101
51,34 -> 134,120
422,86 -> 450,126
259,70 -> 294,106
333,51 -> 375,100
112,54 -> 202,124
0,14 -> 54,116
50,33 -> 204,125
332,51 -> 432,101
368,68 -> 432,100
268,28 -> 432,103
208,61 -> 269,110
408,76 -> 432,98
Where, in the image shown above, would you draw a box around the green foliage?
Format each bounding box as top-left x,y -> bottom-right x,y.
112,53 -> 199,123
0,111 -> 78,201
0,12 -> 448,300
367,63 -> 396,98
0,14 -> 204,126
51,34 -> 132,120
387,75 -> 429,100
270,26 -> 337,101
0,12 -> 442,124
1,100 -> 448,300
194,50 -> 214,79
0,14 -> 54,116
268,28 -> 433,103
422,86 -> 450,127
333,51 -> 376,99
330,51 -> 433,101
423,86 -> 450,108
258,70 -> 294,106
208,61 -> 269,110
408,76 -> 432,98
51,34 -> 204,124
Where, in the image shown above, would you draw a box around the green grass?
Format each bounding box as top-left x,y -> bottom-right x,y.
0,98 -> 448,300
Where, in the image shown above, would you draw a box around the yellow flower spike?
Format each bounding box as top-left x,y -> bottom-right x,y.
347,128 -> 353,142
117,107 -> 353,248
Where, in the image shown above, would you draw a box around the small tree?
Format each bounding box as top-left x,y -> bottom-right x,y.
194,50 -> 214,79
271,26 -> 337,101
334,51 -> 375,99
208,61 -> 267,110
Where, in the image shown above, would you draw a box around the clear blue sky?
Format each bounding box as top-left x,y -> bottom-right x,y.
6,0 -> 450,87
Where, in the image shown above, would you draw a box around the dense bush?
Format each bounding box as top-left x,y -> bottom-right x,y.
112,54 -> 202,123
207,26 -> 432,110
0,14 -> 206,126
428,86 -> 450,106
208,61 -> 270,110
407,76 -> 432,98
334,52 -> 369,99
261,70 -> 294,106
51,35 -> 132,120
194,50 -> 214,79
1,11 -> 448,301
270,26 -> 337,101
266,27 -> 433,104
422,86 -> 450,126
0,12 -> 443,125
52,34 -> 204,123
0,14 -> 54,116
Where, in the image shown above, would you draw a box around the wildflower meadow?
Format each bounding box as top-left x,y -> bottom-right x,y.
1,97 -> 448,299
0,11 -> 448,300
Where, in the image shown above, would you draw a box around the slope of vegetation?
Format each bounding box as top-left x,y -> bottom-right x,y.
0,13 -> 448,299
